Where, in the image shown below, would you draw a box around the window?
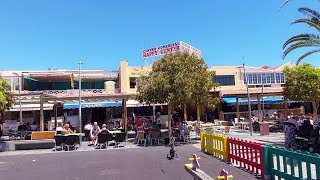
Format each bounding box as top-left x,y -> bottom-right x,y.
213,75 -> 235,86
248,74 -> 253,84
263,73 -> 271,84
129,77 -> 137,88
252,74 -> 258,84
276,73 -> 281,83
280,73 -> 285,84
90,82 -> 95,89
257,74 -> 262,84
244,72 -> 285,85
270,73 -> 275,83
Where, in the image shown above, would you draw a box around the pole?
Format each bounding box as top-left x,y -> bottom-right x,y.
40,95 -> 44,131
18,75 -> 22,124
262,74 -> 265,117
243,63 -> 252,136
78,60 -> 83,145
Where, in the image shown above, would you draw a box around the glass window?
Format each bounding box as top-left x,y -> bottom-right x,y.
257,74 -> 262,84
280,73 -> 285,84
252,74 -> 257,84
248,74 -> 253,84
270,73 -> 275,83
262,73 -> 267,84
213,75 -> 235,86
265,74 -> 270,84
276,73 -> 281,84
129,77 -> 137,88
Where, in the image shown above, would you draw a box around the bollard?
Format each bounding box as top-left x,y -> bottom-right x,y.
217,169 -> 233,180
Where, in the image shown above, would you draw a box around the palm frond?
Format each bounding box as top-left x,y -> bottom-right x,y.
283,41 -> 320,59
296,49 -> 320,65
283,34 -> 320,49
292,18 -> 320,31
299,7 -> 320,20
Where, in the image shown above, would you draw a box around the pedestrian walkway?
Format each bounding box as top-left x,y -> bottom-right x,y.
0,144 -> 257,180
229,131 -> 285,146
0,141 -> 142,157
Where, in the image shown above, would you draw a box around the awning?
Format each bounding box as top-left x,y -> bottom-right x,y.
8,104 -> 54,111
222,96 -> 298,106
63,100 -> 122,109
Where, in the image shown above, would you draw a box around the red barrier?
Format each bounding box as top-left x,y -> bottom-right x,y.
227,138 -> 265,178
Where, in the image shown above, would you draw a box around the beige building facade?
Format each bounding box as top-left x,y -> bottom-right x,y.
119,60 -> 294,97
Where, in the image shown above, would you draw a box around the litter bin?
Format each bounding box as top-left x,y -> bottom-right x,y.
260,122 -> 269,136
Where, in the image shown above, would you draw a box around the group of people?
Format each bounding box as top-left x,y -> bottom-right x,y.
84,122 -> 110,147
284,114 -> 319,148
18,122 -> 39,131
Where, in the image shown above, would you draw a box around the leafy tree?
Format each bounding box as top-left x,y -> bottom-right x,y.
136,52 -> 218,133
283,7 -> 320,65
283,63 -> 320,118
0,77 -> 15,122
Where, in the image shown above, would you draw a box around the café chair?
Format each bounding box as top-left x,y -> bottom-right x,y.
65,135 -> 79,151
54,135 -> 66,151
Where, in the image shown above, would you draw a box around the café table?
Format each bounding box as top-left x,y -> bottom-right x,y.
236,122 -> 250,132
63,133 -> 81,136
109,130 -> 122,134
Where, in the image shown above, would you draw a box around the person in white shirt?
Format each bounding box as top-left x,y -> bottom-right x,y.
84,122 -> 92,131
56,122 -> 63,131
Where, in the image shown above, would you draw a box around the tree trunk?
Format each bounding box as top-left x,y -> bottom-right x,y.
312,101 -> 319,121
197,104 -> 200,123
183,104 -> 187,121
168,103 -> 172,137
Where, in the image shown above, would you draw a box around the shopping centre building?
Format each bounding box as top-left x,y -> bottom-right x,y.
1,60 -> 304,132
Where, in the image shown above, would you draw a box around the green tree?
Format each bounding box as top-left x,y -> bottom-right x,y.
0,77 -> 14,122
136,52 -> 218,132
283,7 -> 320,65
283,63 -> 320,118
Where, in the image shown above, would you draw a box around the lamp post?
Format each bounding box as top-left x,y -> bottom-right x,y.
243,63 -> 253,136
78,60 -> 83,145
13,73 -> 22,124
262,74 -> 265,117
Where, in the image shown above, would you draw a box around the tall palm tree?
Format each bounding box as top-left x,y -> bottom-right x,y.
283,7 -> 320,65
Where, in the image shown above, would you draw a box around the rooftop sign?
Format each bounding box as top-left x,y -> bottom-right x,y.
142,41 -> 201,59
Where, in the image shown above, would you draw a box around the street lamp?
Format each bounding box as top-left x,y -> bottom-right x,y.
78,60 -> 83,145
262,74 -> 265,117
13,73 -> 22,124
242,63 -> 253,136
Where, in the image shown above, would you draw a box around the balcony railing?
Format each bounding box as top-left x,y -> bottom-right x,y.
22,89 -> 121,96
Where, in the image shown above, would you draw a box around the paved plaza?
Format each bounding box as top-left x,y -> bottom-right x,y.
0,143 -> 258,180
229,131 -> 285,146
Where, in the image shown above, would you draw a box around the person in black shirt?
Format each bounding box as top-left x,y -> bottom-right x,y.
172,111 -> 180,126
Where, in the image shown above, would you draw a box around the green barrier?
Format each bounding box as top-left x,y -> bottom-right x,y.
264,145 -> 320,180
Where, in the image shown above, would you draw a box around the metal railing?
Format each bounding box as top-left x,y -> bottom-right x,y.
22,88 -> 121,95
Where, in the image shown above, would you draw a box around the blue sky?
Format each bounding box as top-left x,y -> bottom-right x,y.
1,0 -> 320,70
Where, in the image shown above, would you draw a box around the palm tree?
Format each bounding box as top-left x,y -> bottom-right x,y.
283,7 -> 320,65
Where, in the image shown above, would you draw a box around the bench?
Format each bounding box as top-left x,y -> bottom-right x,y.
31,131 -> 56,140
